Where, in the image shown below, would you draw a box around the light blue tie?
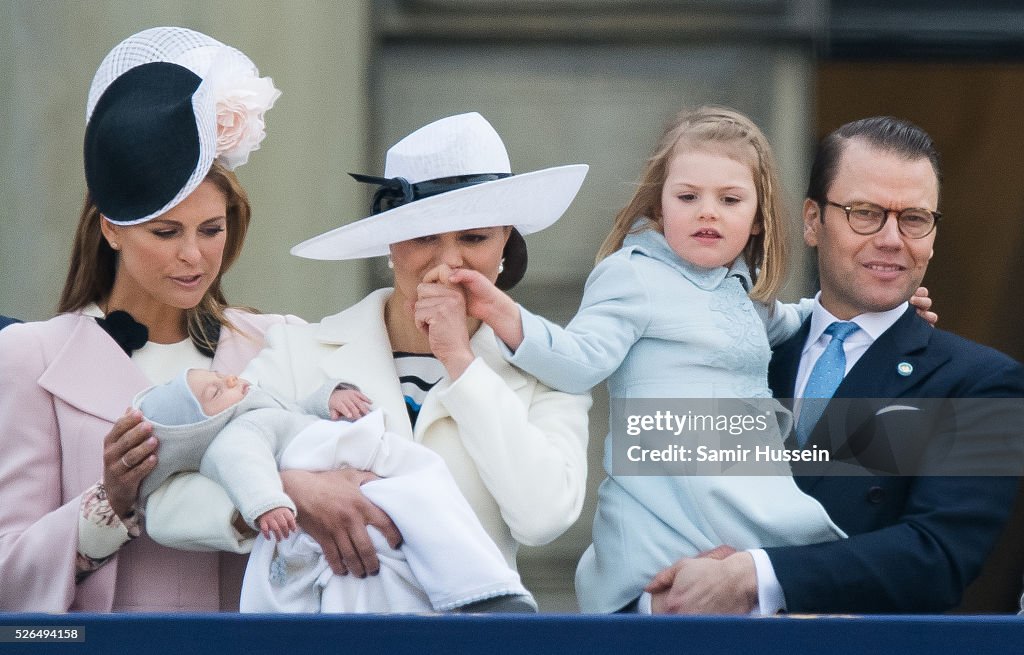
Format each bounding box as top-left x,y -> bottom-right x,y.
796,321 -> 860,446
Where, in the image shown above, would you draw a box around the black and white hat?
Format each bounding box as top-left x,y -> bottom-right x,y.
84,27 -> 280,225
290,112 -> 588,260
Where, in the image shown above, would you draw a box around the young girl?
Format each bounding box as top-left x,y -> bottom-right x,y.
451,106 -> 930,613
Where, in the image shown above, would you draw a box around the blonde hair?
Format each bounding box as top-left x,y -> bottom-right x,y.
596,105 -> 789,303
58,161 -> 254,349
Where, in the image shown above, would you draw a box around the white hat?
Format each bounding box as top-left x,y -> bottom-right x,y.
290,112 -> 588,260
137,369 -> 208,426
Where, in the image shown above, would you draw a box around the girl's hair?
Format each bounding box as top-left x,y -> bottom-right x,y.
58,161 -> 253,351
596,105 -> 788,303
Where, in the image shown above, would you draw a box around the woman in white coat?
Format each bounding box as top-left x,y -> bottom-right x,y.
242,113 -> 592,579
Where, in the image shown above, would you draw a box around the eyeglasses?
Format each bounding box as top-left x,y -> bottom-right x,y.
821,200 -> 941,239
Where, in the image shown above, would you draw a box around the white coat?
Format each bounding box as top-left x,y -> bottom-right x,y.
240,289 -> 591,567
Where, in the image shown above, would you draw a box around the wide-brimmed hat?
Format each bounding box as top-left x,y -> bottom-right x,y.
289,112 -> 588,263
84,27 -> 280,225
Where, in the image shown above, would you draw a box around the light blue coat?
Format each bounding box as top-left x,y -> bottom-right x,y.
505,228 -> 844,613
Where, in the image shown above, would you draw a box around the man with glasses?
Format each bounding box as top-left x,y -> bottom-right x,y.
647,116 -> 1023,614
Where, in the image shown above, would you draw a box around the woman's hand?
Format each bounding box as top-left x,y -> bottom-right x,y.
102,408 -> 157,520
281,468 -> 402,577
910,286 -> 937,325
448,267 -> 525,350
415,264 -> 476,378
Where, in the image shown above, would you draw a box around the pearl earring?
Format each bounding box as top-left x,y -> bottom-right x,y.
110,242 -> 119,251
387,257 -> 394,269
497,258 -> 505,274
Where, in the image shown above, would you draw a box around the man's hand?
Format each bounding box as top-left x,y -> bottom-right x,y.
644,544 -> 736,590
910,286 -> 937,325
646,551 -> 758,614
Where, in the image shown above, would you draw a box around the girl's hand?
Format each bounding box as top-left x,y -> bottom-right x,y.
910,286 -> 937,326
102,408 -> 158,520
257,507 -> 297,541
328,388 -> 373,420
448,268 -> 525,350
415,264 -> 476,378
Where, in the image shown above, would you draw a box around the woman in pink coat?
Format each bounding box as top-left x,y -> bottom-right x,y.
0,27 -> 299,612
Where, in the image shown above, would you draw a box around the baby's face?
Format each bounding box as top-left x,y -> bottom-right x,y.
187,369 -> 250,416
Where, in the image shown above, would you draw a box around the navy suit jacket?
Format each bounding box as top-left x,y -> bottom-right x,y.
0,316 -> 20,331
766,306 -> 1024,613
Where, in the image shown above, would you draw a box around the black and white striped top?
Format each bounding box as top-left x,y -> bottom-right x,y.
393,351 -> 446,427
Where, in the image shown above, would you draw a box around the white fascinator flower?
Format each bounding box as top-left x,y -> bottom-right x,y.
204,50 -> 281,170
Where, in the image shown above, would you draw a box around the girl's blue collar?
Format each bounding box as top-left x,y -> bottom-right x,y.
621,223 -> 753,292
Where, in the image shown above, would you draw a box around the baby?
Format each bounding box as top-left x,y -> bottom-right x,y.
136,369 -> 535,613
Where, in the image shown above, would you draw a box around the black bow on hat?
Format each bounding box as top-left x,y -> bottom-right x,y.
349,172 -> 512,216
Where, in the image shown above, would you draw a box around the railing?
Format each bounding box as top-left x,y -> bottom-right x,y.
1,613 -> 1022,654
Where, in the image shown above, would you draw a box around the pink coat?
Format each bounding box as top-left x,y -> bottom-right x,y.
0,310 -> 302,612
